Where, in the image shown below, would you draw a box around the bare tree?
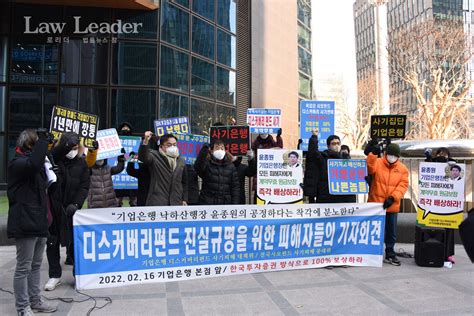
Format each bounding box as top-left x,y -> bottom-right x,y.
387,18 -> 473,139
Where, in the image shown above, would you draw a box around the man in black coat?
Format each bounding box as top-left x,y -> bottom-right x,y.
304,129 -> 356,203
45,132 -> 90,291
7,128 -> 57,314
115,122 -> 138,206
194,140 -> 240,205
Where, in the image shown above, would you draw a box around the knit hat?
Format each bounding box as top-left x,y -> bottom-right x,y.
385,143 -> 401,157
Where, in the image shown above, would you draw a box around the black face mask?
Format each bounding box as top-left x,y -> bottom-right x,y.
120,129 -> 131,136
433,156 -> 448,163
341,151 -> 350,159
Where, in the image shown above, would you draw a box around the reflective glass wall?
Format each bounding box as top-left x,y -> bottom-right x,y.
0,0 -> 237,185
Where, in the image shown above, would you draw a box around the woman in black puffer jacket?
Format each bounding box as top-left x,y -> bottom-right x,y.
194,140 -> 239,205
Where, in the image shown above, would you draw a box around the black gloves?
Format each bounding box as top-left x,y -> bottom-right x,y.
37,128 -> 54,144
424,148 -> 432,159
65,204 -> 78,217
277,128 -> 282,137
383,196 -> 395,209
118,148 -> 126,162
364,138 -> 380,156
92,140 -> 99,151
298,139 -> 303,144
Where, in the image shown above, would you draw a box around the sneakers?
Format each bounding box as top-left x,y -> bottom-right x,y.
447,256 -> 455,264
44,278 -> 62,291
31,298 -> 57,313
384,256 -> 401,266
18,306 -> 34,316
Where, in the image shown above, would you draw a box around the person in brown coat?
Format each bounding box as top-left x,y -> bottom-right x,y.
87,149 -> 125,209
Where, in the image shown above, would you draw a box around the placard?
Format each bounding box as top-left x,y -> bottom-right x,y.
154,116 -> 190,137
96,129 -> 122,160
300,101 -> 335,151
370,115 -> 406,139
327,159 -> 368,195
175,134 -> 210,165
209,125 -> 249,156
111,136 -> 142,190
247,108 -> 281,134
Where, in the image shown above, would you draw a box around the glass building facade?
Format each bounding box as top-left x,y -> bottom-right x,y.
0,0 -> 238,186
297,0 -> 312,101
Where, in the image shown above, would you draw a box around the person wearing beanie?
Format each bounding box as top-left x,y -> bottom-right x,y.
115,122 -> 138,207
365,140 -> 409,266
304,129 -> 356,203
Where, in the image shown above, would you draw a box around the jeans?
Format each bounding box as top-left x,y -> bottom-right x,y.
14,237 -> 46,311
385,212 -> 398,257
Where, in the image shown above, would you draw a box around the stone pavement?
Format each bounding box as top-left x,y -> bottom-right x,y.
0,244 -> 473,315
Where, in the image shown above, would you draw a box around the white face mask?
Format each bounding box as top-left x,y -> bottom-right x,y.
212,149 -> 226,160
95,159 -> 104,166
165,146 -> 179,158
330,145 -> 341,153
386,154 -> 398,164
260,134 -> 269,139
66,149 -> 78,160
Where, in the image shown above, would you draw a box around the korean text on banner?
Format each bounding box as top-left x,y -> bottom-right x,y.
370,115 -> 406,139
327,159 -> 368,195
417,162 -> 466,229
154,116 -> 190,137
49,105 -> 99,148
247,109 -> 281,134
175,134 -> 210,165
257,149 -> 303,204
209,125 -> 249,156
96,129 -> 122,160
299,101 -> 335,151
111,136 -> 142,190
74,203 -> 385,290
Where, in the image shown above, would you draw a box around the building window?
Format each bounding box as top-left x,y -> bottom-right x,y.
111,89 -> 156,133
217,30 -> 236,68
0,37 -> 7,82
10,41 -> 59,84
299,73 -> 312,99
192,17 -> 215,60
0,86 -> 5,132
159,91 -> 189,118
216,66 -> 236,105
160,45 -> 189,92
61,39 -> 109,85
112,41 -> 157,86
298,47 -> 312,76
190,98 -> 215,134
191,57 -> 214,99
217,0 -> 236,33
298,24 -> 311,51
215,104 -> 235,125
161,1 -> 189,49
193,0 -> 215,22
60,88 -> 107,129
114,8 -> 158,40
297,0 -> 311,27
9,86 -> 57,133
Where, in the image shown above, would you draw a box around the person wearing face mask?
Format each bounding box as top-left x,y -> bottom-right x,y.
194,140 -> 240,205
45,132 -> 90,291
304,130 -> 357,204
7,129 -> 58,315
138,132 -> 188,206
366,142 -> 409,266
115,122 -> 137,207
87,149 -> 126,209
424,147 -> 457,264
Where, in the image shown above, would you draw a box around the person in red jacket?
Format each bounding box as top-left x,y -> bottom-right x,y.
365,141 -> 409,266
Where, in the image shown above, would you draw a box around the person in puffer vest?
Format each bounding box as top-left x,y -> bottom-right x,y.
87,149 -> 125,209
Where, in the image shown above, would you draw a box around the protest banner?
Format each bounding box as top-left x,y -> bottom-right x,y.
370,115 -> 406,139
49,105 -> 99,148
74,202 -> 385,290
154,116 -> 190,137
417,162 -> 466,229
247,108 -> 281,134
175,134 -> 210,165
256,149 -> 303,204
299,101 -> 335,151
327,159 -> 368,195
111,136 -> 142,190
96,129 -> 122,160
209,125 -> 249,156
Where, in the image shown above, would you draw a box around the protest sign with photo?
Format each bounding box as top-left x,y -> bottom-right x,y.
370,115 -> 406,139
327,159 -> 368,195
299,101 -> 335,151
49,105 -> 99,148
256,149 -> 303,204
247,108 -> 281,134
417,162 -> 466,229
175,134 -> 210,165
74,203 -> 385,290
209,125 -> 249,156
154,116 -> 190,137
96,129 -> 122,161
111,136 -> 142,190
